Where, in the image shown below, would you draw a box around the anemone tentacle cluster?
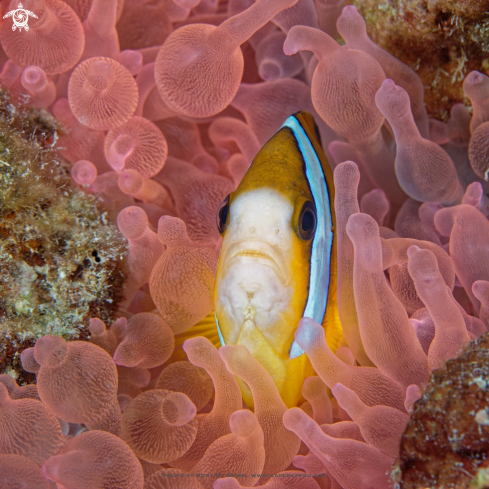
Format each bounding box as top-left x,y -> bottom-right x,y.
0,0 -> 488,488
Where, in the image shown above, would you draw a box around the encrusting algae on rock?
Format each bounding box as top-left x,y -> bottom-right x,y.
398,331 -> 489,489
0,89 -> 128,383
348,0 -> 489,120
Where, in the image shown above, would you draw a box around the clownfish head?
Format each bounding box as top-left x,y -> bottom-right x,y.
214,111 -> 340,408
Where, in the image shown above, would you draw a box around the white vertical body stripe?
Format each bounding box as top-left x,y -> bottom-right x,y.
282,116 -> 333,359
215,312 -> 226,346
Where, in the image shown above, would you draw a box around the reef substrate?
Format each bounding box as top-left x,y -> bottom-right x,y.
0,89 -> 127,383
399,331 -> 489,488
349,0 -> 489,120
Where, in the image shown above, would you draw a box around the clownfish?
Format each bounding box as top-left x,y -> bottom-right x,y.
213,111 -> 343,408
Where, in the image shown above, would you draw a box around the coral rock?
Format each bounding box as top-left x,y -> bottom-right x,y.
398,331 -> 489,488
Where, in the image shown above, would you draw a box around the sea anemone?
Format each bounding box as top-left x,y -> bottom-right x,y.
0,0 -> 488,488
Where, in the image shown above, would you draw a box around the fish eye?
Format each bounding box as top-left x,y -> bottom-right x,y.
298,201 -> 317,240
216,194 -> 230,234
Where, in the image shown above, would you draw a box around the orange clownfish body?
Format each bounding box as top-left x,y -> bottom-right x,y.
213,111 -> 342,408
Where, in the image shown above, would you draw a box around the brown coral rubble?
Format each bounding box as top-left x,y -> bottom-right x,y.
399,332 -> 489,488
349,0 -> 489,120
0,90 -> 127,383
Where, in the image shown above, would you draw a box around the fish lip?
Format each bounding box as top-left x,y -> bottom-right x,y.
222,240 -> 290,285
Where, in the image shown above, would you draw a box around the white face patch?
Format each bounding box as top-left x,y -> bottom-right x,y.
216,188 -> 295,348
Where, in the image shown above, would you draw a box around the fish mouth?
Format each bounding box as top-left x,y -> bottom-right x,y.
222,240 -> 290,286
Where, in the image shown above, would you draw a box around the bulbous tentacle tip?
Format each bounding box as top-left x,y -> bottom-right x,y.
283,25 -> 334,58
360,188 -> 390,226
346,212 -> 379,243
41,453 -> 62,481
404,384 -> 422,413
118,169 -> 144,195
113,313 -> 174,369
282,406 -> 307,431
472,280 -> 489,301
105,117 -> 168,177
214,478 -> 241,489
295,317 -> 325,352
375,79 -> 410,116
380,78 -> 397,90
68,57 -> 138,130
20,347 -> 41,374
21,66 -> 47,92
407,246 -> 440,286
117,50 -> 143,76
418,202 -> 443,225
341,4 -> 361,18
0,454 -> 50,489
229,409 -> 260,437
464,70 -> 485,90
157,215 -> 189,246
301,375 -> 326,397
161,392 -> 197,426
469,122 -> 489,180
433,207 -> 456,237
333,160 -> 360,186
450,102 -> 471,118
34,335 -> 68,368
429,118 -> 450,145
117,206 -> 148,240
88,318 -> 106,336
406,244 -> 422,259
111,317 -> 128,342
1,0 -> 84,74
113,342 -> 136,368
52,97 -> 73,121
283,27 -> 300,56
44,431 -> 143,488
347,213 -> 384,273
330,382 -> 348,399
183,336 -> 216,367
71,160 -> 97,185
463,182 -> 484,206
259,60 -> 280,81
156,361 -> 213,412
337,5 -> 366,38
182,336 -> 201,352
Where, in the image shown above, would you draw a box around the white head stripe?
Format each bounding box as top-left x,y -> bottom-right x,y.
281,116 -> 333,359
215,312 -> 226,347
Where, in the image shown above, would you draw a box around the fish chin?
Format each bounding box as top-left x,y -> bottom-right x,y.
216,259 -> 293,347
